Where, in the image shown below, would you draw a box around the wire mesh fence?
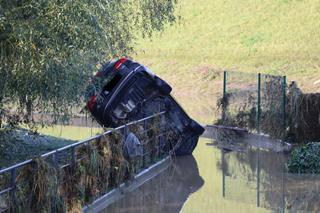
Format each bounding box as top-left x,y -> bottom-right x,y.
217,71 -> 287,139
0,111 -> 177,212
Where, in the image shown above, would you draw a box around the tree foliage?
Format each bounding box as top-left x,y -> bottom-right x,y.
0,0 -> 178,126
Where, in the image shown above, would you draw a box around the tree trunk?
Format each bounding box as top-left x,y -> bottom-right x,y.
25,99 -> 33,124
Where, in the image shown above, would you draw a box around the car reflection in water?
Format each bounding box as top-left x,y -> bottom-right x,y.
103,155 -> 204,213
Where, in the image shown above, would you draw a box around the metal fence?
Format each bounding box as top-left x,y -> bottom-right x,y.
218,71 -> 287,139
0,111 -> 175,212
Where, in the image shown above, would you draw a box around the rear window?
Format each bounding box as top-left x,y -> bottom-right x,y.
103,73 -> 122,92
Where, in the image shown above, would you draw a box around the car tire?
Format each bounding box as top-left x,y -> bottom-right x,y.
154,76 -> 172,95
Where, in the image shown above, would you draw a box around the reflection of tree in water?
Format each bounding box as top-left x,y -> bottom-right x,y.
103,155 -> 204,213
219,147 -> 320,212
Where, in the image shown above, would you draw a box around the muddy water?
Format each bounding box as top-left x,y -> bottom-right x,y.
102,138 -> 320,213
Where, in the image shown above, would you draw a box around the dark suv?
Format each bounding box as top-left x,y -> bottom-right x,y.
85,58 -> 204,155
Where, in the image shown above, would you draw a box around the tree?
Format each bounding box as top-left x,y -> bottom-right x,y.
0,0 -> 178,127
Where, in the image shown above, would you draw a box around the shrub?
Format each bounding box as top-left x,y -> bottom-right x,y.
287,143 -> 320,174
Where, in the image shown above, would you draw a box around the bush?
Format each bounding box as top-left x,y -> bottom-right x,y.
287,143 -> 320,174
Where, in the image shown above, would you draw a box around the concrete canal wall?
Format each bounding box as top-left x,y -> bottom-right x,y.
83,156 -> 171,212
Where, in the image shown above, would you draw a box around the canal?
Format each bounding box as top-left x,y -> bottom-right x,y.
102,137 -> 320,213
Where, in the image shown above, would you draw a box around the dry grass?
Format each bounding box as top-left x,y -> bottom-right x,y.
287,83 -> 320,143
15,158 -> 58,212
1,114 -> 170,212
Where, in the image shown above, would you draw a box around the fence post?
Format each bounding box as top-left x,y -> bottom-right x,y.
223,71 -> 227,97
124,124 -> 128,139
222,71 -> 228,122
257,73 -> 261,133
256,74 -> 261,207
51,152 -> 59,213
280,76 -> 287,210
10,168 -> 17,207
71,146 -> 75,167
158,114 -> 162,159
142,113 -> 147,168
282,76 -> 287,138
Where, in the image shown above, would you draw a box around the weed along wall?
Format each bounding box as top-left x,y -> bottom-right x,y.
216,71 -> 320,144
0,112 -> 176,212
286,83 -> 320,143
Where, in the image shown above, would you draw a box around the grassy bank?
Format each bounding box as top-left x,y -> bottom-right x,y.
0,126 -> 102,168
134,0 -> 320,123
38,125 -> 102,141
0,128 -> 71,168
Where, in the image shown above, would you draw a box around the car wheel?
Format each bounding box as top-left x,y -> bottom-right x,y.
154,76 -> 172,95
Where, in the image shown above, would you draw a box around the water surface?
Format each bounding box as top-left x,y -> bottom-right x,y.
103,138 -> 320,213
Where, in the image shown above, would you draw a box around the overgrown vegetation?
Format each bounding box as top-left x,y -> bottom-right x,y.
287,143 -> 320,174
213,73 -> 320,174
215,74 -> 284,137
215,73 -> 320,144
216,92 -> 257,131
286,83 -> 320,143
0,115 -> 170,211
15,158 -> 59,212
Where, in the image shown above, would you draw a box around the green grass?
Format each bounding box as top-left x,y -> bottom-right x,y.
133,0 -> 320,123
38,125 -> 102,141
0,125 -> 102,167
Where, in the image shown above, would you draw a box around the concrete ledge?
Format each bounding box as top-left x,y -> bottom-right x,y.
202,124 -> 248,139
203,125 -> 292,152
83,156 -> 171,213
